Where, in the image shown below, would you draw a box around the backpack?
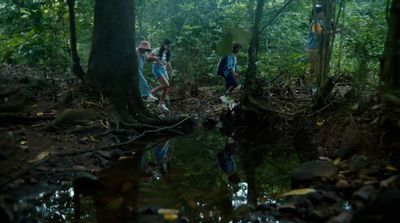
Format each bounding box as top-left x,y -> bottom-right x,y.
217,56 -> 228,76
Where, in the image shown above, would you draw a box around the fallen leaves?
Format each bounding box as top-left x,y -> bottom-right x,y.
280,188 -> 317,197
385,164 -> 397,172
27,150 -> 50,163
158,209 -> 179,222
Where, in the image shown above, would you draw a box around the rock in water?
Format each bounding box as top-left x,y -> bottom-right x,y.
291,161 -> 338,188
349,155 -> 369,173
352,189 -> 400,223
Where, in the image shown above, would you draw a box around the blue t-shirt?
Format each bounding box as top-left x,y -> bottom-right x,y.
308,20 -> 323,50
223,54 -> 237,77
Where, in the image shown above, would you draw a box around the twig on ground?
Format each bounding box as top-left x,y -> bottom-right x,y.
307,97 -> 341,118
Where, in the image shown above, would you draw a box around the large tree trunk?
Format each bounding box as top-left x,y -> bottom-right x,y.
382,0 -> 400,104
67,0 -> 85,79
87,0 -> 152,122
243,0 -> 266,98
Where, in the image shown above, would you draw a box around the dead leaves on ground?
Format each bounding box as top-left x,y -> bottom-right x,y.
27,150 -> 50,163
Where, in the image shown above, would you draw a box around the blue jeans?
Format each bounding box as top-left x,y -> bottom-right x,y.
224,73 -> 238,89
139,71 -> 151,97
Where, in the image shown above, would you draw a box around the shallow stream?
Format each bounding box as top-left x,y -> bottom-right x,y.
17,127 -> 302,222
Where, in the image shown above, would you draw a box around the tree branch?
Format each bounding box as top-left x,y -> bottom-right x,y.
260,0 -> 296,33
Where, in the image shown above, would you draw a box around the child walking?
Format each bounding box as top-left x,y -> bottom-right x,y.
150,39 -> 173,112
136,41 -> 158,102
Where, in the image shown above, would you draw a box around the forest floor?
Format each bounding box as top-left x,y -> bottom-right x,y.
1,65 -> 400,222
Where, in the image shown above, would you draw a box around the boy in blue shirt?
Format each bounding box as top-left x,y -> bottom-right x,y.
224,43 -> 241,94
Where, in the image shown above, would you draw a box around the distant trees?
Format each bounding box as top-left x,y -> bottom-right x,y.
66,0 -> 85,79
0,0 -> 390,94
243,0 -> 266,97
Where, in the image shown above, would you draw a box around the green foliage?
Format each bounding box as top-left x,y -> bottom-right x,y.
335,0 -> 386,87
0,0 -> 388,88
0,0 -> 69,70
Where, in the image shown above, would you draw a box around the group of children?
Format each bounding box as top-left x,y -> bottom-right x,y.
136,39 -> 242,112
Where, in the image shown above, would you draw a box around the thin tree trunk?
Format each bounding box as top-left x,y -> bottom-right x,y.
318,0 -> 336,87
382,0 -> 400,101
243,0 -> 266,98
66,0 -> 85,79
248,0 -> 256,22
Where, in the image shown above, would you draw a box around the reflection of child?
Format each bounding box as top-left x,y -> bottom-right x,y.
138,140 -> 171,182
151,140 -> 171,182
217,143 -> 241,184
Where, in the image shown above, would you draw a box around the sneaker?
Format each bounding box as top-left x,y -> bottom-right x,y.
145,94 -> 158,102
157,103 -> 170,112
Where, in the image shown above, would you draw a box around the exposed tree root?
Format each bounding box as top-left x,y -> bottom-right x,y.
383,94 -> 400,106
41,108 -> 101,131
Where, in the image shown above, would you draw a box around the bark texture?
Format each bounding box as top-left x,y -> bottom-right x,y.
244,0 -> 266,97
87,0 -> 151,121
382,0 -> 400,96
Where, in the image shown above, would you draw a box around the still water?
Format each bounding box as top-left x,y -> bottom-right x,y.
18,128 -> 301,222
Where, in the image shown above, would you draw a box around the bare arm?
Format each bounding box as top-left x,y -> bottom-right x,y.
145,52 -> 159,62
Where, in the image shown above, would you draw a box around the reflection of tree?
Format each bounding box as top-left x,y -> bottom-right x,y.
238,144 -> 258,206
92,151 -> 143,223
237,142 -> 294,205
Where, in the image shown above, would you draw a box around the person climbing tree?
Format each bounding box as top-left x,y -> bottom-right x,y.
135,41 -> 158,102
308,4 -> 324,86
150,39 -> 173,112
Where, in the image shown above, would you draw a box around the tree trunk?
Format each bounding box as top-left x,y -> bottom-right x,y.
243,0 -> 266,98
66,0 -> 85,79
317,0 -> 336,87
87,0 -> 152,122
382,0 -> 400,101
248,0 -> 256,23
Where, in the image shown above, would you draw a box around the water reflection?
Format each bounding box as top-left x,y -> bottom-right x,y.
17,128 -> 299,222
143,140 -> 171,182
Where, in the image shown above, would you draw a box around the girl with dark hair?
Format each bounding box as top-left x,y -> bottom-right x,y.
150,39 -> 173,112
